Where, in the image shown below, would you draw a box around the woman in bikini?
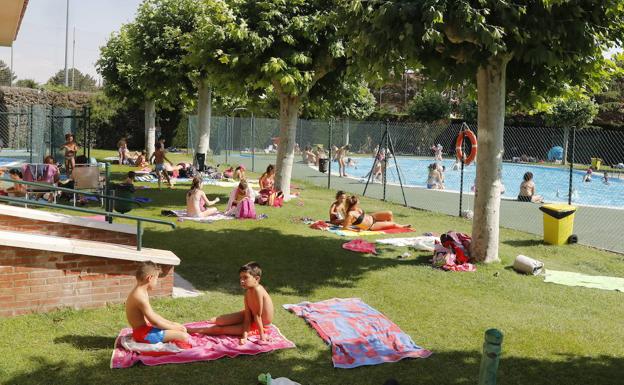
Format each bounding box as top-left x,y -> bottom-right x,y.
186,177 -> 219,218
60,133 -> 80,175
343,195 -> 410,231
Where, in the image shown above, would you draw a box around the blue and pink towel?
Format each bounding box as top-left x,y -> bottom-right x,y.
110,320 -> 295,368
283,298 -> 431,368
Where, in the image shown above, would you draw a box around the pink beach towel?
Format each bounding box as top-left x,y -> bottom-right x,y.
284,298 -> 431,369
110,321 -> 295,368
342,239 -> 377,254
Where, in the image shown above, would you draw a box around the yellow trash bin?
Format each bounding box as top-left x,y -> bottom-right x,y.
591,157 -> 602,170
539,204 -> 577,245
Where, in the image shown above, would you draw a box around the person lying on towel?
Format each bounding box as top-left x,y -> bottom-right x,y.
188,262 -> 274,344
126,262 -> 190,345
343,195 -> 411,231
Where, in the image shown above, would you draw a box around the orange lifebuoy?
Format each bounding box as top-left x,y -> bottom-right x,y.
455,129 -> 477,165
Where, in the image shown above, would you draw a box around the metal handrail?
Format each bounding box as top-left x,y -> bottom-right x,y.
0,196 -> 176,251
2,178 -> 140,206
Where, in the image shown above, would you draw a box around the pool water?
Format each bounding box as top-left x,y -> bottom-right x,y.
344,157 -> 624,208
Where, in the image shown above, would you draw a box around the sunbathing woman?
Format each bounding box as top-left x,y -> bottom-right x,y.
226,179 -> 256,217
186,176 -> 219,218
257,164 -> 278,205
234,165 -> 246,181
329,190 -> 347,225
343,195 -> 411,231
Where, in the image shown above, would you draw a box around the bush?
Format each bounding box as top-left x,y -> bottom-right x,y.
407,89 -> 451,122
545,97 -> 598,129
458,99 -> 478,123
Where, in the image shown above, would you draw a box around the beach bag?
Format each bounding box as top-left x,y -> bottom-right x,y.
440,231 -> 472,264
270,191 -> 284,207
237,198 -> 256,219
513,255 -> 544,275
432,243 -> 455,268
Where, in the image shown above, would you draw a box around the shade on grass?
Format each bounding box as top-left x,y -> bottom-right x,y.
0,150 -> 623,385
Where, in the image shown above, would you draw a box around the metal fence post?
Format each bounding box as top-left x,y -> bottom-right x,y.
29,105 -> 33,163
251,115 -> 256,172
328,119 -> 332,189
104,162 -> 112,223
568,126 -> 576,205
478,329 -> 503,385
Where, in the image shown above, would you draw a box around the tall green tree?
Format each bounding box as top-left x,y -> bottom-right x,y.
15,79 -> 39,89
47,68 -> 98,92
184,0 -> 244,157
97,0 -> 199,158
349,0 -> 624,262
207,0 -> 352,197
0,60 -> 15,86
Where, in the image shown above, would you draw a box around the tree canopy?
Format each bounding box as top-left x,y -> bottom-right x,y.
47,68 -> 98,92
0,60 -> 15,86
348,0 -> 624,262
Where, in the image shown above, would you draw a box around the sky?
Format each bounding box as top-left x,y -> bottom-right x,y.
0,0 -> 142,84
0,1 -> 621,85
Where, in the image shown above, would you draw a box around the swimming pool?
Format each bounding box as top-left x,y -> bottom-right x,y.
343,157 -> 624,208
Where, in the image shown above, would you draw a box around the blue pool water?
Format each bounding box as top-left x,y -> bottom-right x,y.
343,157 -> 624,208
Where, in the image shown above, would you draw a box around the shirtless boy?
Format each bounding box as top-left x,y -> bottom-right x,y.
149,143 -> 174,189
188,262 -> 274,344
126,262 -> 189,345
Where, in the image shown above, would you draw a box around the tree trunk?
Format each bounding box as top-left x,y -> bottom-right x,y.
562,126 -> 569,165
196,79 -> 212,156
274,93 -> 300,199
471,56 -> 509,263
144,99 -> 156,159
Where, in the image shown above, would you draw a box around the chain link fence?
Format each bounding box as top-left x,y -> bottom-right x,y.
0,104 -> 91,164
189,115 -> 624,254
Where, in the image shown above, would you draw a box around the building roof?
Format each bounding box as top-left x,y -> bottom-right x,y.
0,0 -> 30,47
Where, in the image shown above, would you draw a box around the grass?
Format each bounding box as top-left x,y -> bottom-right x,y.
1,149 -> 623,385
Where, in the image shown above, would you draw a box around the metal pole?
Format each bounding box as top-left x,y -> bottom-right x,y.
72,27 -> 76,89
328,119 -> 332,189
382,121 -> 388,201
386,124 -> 408,206
10,45 -> 13,86
478,329 -> 504,385
459,124 -> 467,216
105,163 -> 112,223
568,127 -> 576,205
251,113 -> 255,172
64,0 -> 70,87
29,105 -> 33,163
363,126 -> 387,197
136,221 -> 143,251
225,116 -> 230,164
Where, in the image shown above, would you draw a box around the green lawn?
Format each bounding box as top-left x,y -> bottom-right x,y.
1,150 -> 623,385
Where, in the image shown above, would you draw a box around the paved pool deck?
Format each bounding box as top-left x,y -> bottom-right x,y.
218,154 -> 624,255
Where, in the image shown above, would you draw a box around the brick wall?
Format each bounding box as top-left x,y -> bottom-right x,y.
0,215 -> 136,246
0,246 -> 174,317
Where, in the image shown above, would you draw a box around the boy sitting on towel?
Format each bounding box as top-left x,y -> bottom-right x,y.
188,262 -> 274,344
126,262 -> 190,345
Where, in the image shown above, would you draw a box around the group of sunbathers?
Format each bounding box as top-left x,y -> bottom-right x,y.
127,261 -> 274,347
329,190 -> 411,231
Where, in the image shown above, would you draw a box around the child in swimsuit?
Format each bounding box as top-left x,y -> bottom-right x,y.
126,262 -> 189,345
117,137 -> 128,165
329,190 -> 347,225
149,143 -> 174,189
186,176 -> 219,218
188,262 -> 274,344
518,172 -> 543,203
60,133 -> 80,176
